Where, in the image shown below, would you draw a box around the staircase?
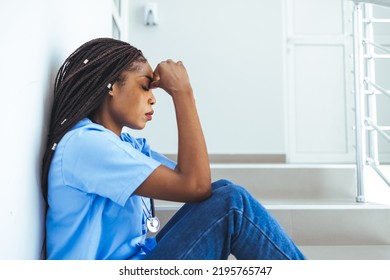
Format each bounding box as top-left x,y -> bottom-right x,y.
155,163 -> 390,260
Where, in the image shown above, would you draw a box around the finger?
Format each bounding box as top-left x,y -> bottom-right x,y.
150,80 -> 159,89
176,60 -> 186,69
150,75 -> 160,89
151,66 -> 162,88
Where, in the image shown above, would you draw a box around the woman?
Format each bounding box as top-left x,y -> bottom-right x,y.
42,38 -> 305,260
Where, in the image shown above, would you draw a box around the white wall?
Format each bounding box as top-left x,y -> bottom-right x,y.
126,0 -> 286,155
0,0 -> 112,259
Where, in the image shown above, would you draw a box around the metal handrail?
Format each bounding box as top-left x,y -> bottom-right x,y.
364,54 -> 390,58
367,158 -> 390,186
365,118 -> 390,142
352,1 -> 390,202
353,2 -> 367,202
363,40 -> 390,53
365,79 -> 390,98
353,0 -> 390,8
363,18 -> 390,22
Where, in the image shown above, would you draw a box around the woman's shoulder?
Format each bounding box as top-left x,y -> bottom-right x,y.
59,118 -> 120,152
60,118 -> 149,155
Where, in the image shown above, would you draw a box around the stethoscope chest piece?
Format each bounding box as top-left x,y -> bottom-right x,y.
146,216 -> 160,233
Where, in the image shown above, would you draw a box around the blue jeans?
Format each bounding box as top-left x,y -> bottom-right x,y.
146,179 -> 306,260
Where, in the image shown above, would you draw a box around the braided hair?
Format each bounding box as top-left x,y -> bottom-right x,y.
41,38 -> 147,205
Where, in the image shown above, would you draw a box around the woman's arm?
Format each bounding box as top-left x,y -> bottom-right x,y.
134,60 -> 211,202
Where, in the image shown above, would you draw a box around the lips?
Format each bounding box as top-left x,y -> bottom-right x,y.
145,110 -> 154,121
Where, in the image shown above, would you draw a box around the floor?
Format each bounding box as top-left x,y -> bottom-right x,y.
300,245 -> 390,260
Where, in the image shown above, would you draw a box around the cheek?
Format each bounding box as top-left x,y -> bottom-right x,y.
117,95 -> 144,120
111,89 -> 145,118
108,96 -> 130,120
115,92 -> 135,109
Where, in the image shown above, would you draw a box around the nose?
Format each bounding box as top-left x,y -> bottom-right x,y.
149,93 -> 156,105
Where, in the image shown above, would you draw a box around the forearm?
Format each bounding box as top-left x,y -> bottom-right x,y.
173,89 -> 211,190
135,90 -> 211,202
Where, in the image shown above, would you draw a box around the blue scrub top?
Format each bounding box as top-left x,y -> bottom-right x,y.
46,118 -> 176,259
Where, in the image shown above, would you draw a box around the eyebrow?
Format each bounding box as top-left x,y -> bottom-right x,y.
141,75 -> 153,82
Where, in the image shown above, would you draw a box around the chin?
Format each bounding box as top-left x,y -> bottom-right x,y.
132,124 -> 147,130
124,120 -> 148,130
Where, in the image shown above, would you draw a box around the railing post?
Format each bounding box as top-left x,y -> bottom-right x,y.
364,4 -> 380,166
352,2 -> 366,202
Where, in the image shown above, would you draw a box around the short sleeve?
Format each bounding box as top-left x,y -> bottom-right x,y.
61,129 -> 161,207
150,150 -> 177,170
120,133 -> 177,170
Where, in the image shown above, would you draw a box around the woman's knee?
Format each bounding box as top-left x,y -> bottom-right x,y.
211,181 -> 251,207
211,179 -> 234,190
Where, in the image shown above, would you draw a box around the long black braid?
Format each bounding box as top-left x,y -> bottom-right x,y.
41,38 -> 146,205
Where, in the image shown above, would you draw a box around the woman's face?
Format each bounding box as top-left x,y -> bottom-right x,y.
105,61 -> 156,133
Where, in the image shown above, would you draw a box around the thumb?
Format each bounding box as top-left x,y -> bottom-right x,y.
150,80 -> 160,89
150,69 -> 161,89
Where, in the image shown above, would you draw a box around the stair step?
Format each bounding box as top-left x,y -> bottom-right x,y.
155,200 -> 390,246
210,164 -> 357,200
227,245 -> 390,260
299,245 -> 390,260
154,164 -> 390,259
268,202 -> 390,246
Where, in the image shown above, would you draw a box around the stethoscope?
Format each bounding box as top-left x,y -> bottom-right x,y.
141,197 -> 160,233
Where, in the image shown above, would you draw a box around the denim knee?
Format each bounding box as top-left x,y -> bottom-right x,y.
211,179 -> 234,190
211,181 -> 252,209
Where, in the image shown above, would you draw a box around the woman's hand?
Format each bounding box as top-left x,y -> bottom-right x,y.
150,59 -> 192,97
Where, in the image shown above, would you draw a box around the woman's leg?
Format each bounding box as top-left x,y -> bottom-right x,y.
154,179 -> 233,243
147,179 -> 306,260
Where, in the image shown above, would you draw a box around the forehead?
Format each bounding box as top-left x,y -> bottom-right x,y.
133,61 -> 153,76
121,61 -> 153,82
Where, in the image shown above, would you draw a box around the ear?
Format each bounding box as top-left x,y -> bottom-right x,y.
108,83 -> 118,97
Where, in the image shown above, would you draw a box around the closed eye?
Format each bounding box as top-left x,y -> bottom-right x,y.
140,75 -> 153,91
142,84 -> 150,91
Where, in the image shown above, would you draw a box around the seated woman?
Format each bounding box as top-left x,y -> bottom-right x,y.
42,38 -> 306,260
